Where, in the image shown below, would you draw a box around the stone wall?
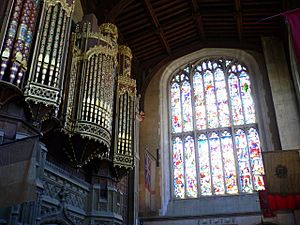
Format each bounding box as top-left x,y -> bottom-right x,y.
262,37 -> 300,150
138,47 -> 298,225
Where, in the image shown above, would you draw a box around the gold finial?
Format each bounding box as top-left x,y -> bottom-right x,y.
99,23 -> 118,41
118,45 -> 132,60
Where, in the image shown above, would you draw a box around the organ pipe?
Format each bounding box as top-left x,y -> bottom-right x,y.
64,19 -> 118,162
24,0 -> 74,119
113,45 -> 136,169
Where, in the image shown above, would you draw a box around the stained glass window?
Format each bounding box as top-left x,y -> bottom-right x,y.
170,59 -> 265,198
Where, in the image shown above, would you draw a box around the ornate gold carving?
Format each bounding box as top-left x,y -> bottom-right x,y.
64,19 -> 138,169
85,45 -> 118,60
118,45 -> 132,59
24,82 -> 60,107
88,32 -> 114,46
44,0 -> 75,17
75,122 -> 111,148
99,23 -> 118,41
64,29 -> 118,149
113,154 -> 134,169
117,76 -> 136,96
118,76 -> 136,87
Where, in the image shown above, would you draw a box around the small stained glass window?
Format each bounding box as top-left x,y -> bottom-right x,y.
170,59 -> 265,198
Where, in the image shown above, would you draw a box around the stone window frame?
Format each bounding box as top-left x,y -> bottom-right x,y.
168,57 -> 265,198
158,48 -> 278,215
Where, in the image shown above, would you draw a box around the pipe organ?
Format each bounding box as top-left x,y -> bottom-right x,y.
113,45 -> 136,169
63,18 -> 135,167
0,2 -> 136,170
0,2 -> 137,222
25,0 -> 74,120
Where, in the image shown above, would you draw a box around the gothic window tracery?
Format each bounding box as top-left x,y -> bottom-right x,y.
169,58 -> 265,198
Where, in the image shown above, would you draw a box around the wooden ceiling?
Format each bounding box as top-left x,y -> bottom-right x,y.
81,0 -> 295,92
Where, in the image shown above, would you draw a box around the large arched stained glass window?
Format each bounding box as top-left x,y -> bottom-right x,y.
170,58 -> 265,198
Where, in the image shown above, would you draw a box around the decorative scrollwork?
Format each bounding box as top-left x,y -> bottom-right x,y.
85,45 -> 118,60
113,154 -> 134,168
117,76 -> 136,97
88,32 -> 115,46
24,82 -> 60,107
44,0 -> 75,17
118,76 -> 136,88
75,122 -> 111,148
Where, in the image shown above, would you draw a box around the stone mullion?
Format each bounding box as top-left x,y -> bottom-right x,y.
225,61 -> 243,193
189,65 -> 201,197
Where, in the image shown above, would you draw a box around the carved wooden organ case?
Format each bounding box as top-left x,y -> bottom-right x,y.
0,0 -> 74,120
62,18 -> 137,170
0,0 -> 137,172
25,0 -> 74,120
113,45 -> 136,169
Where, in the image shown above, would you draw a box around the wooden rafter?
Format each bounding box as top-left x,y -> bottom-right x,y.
192,0 -> 205,40
162,16 -> 191,30
106,0 -> 135,22
143,0 -> 171,55
126,29 -> 154,44
234,0 -> 243,40
99,0 -> 284,87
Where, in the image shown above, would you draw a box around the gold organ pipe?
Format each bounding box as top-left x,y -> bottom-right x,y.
42,4 -> 59,85
123,93 -> 128,154
36,6 -> 52,83
128,97 -> 133,154
119,93 -> 123,154
93,55 -> 98,123
54,11 -> 67,88
92,55 -> 97,122
119,93 -> 124,154
125,98 -> 128,154
125,96 -> 130,155
82,59 -> 90,121
48,6 -> 63,86
88,55 -> 94,121
96,54 -> 102,124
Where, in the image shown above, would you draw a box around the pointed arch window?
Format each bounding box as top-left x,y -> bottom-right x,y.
170,58 -> 265,198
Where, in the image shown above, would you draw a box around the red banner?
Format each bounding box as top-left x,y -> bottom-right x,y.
259,191 -> 300,217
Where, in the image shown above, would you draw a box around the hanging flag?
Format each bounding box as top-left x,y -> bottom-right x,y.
283,8 -> 300,65
144,152 -> 151,192
0,136 -> 38,208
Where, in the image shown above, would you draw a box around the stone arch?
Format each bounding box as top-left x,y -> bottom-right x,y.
140,48 -> 279,216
